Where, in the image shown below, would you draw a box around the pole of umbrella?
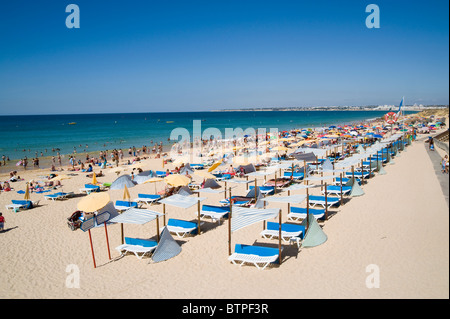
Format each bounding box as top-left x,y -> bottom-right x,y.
88,229 -> 96,268
228,187 -> 232,256
104,222 -> 111,260
340,172 -> 343,206
325,183 -> 328,220
306,181 -> 310,231
156,216 -> 160,242
278,209 -> 282,266
361,159 -> 365,186
197,199 -> 201,235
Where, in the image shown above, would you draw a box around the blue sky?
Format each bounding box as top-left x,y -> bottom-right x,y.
0,0 -> 448,115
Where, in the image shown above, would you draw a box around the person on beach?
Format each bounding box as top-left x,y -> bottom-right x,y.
0,213 -> 5,232
441,155 -> 448,174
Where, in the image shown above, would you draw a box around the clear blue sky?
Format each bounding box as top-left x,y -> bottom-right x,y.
0,0 -> 448,115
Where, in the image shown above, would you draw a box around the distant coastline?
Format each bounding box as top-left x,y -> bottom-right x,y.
212,105 -> 449,112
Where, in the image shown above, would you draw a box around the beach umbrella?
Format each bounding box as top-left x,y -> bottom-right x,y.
123,184 -> 131,201
109,174 -> 137,190
77,192 -> 110,213
24,183 -> 30,201
142,176 -> 164,193
208,161 -> 222,172
92,172 -> 98,185
164,174 -> 191,187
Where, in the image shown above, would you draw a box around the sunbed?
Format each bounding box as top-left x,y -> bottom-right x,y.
5,200 -> 39,211
79,184 -> 100,194
133,193 -> 161,205
114,200 -> 141,211
155,171 -> 167,178
115,237 -> 158,259
308,195 -> 340,209
282,171 -> 304,181
228,244 -> 281,270
287,206 -> 325,221
333,178 -> 361,186
345,171 -> 371,179
248,185 -> 275,196
219,196 -> 252,207
321,185 -> 352,196
164,218 -> 202,238
44,192 -> 74,201
260,222 -> 305,243
200,205 -> 230,223
263,178 -> 291,188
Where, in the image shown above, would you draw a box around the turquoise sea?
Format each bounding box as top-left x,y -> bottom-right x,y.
0,110 -> 409,165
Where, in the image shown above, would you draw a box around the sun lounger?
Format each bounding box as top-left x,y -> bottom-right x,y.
213,173 -> 232,181
190,163 -> 204,169
308,195 -> 340,209
134,194 -> 161,205
200,205 -> 230,223
114,200 -> 141,211
115,237 -> 158,259
287,206 -> 325,221
79,184 -> 101,194
228,244 -> 281,270
321,185 -> 352,196
219,196 -> 252,207
164,218 -> 201,238
283,171 -> 304,181
44,192 -> 74,201
260,222 -> 305,243
248,185 -> 275,196
264,178 -> 291,188
155,171 -> 167,178
345,171 -> 371,179
333,178 -> 361,186
5,200 -> 39,211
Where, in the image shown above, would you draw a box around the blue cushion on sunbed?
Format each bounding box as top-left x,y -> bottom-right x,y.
308,195 -> 340,203
202,205 -> 230,213
290,206 -> 325,217
167,219 -> 198,235
266,222 -> 305,238
124,237 -> 157,248
115,200 -> 138,207
234,244 -> 280,261
138,194 -> 161,199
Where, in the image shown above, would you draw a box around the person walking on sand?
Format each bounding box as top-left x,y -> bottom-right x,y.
0,213 -> 5,232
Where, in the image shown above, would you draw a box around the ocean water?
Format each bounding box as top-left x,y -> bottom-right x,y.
0,110 -> 402,165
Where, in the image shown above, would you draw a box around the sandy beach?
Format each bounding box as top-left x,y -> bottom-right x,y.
0,114 -> 448,300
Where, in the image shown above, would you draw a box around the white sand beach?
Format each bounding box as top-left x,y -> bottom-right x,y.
0,119 -> 448,300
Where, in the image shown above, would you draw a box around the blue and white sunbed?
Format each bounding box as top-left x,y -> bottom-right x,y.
115,237 -> 158,259
345,171 -> 371,179
283,171 -> 304,181
260,221 -> 305,243
164,218 -> 202,238
200,205 -> 230,223
228,244 -> 281,270
114,200 -> 140,211
44,192 -> 74,201
321,185 -> 352,196
308,195 -> 340,209
79,184 -> 100,194
287,206 -> 325,221
134,194 -> 161,205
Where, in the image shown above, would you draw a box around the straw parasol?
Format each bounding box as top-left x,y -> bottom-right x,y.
164,174 -> 191,187
142,176 -> 164,193
77,192 -> 111,213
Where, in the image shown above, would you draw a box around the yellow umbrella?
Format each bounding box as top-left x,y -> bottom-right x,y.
24,183 -> 30,201
208,161 -> 222,172
164,174 -> 191,187
92,172 -> 98,185
77,192 -> 110,213
123,184 -> 131,200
